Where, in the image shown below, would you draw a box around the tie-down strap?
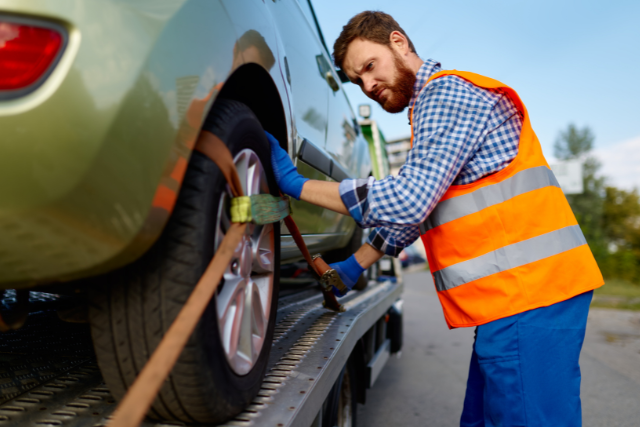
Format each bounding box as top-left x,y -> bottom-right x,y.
109,130 -> 345,427
229,194 -> 349,299
196,130 -> 344,310
312,254 -> 349,296
230,194 -> 291,224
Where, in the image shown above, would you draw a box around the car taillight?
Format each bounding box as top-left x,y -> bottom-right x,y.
0,20 -> 63,91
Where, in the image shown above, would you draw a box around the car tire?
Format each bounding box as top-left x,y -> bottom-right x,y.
323,357 -> 358,427
89,99 -> 280,424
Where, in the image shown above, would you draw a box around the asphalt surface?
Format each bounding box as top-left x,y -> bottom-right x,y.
357,269 -> 640,427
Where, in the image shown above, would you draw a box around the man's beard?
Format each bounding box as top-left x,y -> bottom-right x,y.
377,51 -> 416,113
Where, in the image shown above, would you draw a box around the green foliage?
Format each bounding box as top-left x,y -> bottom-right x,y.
602,187 -> 640,247
555,124 -> 640,286
595,278 -> 640,298
599,187 -> 640,283
553,124 -> 595,160
592,279 -> 640,311
566,155 -> 607,255
555,124 -> 607,261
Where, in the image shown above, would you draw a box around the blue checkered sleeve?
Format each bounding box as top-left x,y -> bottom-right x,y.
338,60 -> 522,256
338,177 -> 375,224
367,225 -> 422,257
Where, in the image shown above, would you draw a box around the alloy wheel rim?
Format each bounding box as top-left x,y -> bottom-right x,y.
214,148 -> 275,376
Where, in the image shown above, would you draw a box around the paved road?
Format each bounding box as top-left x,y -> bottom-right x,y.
358,270 -> 640,427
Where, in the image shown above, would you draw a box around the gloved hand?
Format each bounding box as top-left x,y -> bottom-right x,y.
265,131 -> 309,200
329,254 -> 366,297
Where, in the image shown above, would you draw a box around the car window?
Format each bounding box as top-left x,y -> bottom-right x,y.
296,0 -> 316,27
296,0 -> 330,56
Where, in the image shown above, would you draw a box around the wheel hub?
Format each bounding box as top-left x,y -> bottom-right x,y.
214,149 -> 275,376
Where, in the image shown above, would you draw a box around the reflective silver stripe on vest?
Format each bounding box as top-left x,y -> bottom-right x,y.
420,166 -> 560,233
433,224 -> 586,292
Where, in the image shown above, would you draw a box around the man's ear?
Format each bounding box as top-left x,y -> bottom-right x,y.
389,31 -> 410,55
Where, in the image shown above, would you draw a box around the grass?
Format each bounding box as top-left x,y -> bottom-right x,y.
591,278 -> 640,311
595,278 -> 640,298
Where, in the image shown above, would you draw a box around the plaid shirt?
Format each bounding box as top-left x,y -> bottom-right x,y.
340,59 -> 523,256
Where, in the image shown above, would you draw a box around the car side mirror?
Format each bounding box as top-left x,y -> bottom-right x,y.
337,69 -> 350,84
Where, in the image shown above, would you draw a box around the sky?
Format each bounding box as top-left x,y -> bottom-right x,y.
312,0 -> 640,190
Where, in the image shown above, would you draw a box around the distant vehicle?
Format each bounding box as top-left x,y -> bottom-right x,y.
0,0 -> 372,423
399,245 -> 427,269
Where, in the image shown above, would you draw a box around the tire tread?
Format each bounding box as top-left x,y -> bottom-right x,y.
89,100 -> 279,423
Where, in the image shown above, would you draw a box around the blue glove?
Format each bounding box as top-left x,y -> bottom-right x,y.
329,254 -> 366,297
265,131 -> 309,200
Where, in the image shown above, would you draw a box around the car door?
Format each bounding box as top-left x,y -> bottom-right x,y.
267,0 -> 347,254
301,1 -> 372,234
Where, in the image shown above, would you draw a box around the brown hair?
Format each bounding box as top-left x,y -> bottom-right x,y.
333,11 -> 416,70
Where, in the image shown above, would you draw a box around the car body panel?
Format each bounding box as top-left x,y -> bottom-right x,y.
262,0 -> 328,154
0,0 -> 370,286
0,0 -> 242,286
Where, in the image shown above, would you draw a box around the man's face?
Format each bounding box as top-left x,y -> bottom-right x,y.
342,37 -> 416,113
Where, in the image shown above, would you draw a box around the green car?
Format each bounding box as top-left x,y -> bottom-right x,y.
0,0 -> 372,423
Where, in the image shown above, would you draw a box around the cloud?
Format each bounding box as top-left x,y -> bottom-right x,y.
595,135 -> 640,190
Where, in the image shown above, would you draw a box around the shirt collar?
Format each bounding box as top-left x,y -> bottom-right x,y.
408,59 -> 442,116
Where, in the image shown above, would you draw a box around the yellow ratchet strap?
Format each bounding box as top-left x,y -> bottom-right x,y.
230,194 -> 290,225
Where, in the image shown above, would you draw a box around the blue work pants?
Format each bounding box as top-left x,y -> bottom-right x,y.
460,291 -> 593,427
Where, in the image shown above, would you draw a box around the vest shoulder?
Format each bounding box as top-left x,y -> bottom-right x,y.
418,74 -> 502,109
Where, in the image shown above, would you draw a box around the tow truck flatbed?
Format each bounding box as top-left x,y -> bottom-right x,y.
0,260 -> 403,427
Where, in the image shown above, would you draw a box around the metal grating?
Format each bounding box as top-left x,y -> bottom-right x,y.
0,274 -> 402,427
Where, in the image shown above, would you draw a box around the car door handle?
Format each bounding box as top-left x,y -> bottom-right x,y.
298,138 -> 352,182
316,54 -> 340,92
330,160 -> 351,182
298,138 -> 331,176
325,71 -> 339,92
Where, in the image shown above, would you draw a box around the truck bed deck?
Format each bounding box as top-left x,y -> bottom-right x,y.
0,273 -> 402,427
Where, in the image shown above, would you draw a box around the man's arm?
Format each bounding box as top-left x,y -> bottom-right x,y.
267,78 -> 514,234
264,131 -> 351,215
270,81 -> 496,234
329,225 -> 419,297
298,180 -> 349,216
367,224 -> 421,257
353,242 -> 384,269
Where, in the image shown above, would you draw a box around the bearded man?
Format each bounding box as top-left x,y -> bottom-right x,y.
265,11 -> 603,427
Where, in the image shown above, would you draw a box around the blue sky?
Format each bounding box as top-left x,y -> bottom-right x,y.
313,0 -> 640,189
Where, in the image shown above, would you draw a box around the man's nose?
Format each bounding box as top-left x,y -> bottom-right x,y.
363,77 -> 377,96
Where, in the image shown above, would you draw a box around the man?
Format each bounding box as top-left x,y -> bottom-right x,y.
266,11 -> 603,427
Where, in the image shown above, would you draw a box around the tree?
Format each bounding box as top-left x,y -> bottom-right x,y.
602,187 -> 640,248
554,124 -> 640,283
553,124 -> 595,160
554,124 -> 606,258
602,186 -> 640,282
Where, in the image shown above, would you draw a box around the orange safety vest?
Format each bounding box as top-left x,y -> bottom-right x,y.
412,70 -> 604,329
